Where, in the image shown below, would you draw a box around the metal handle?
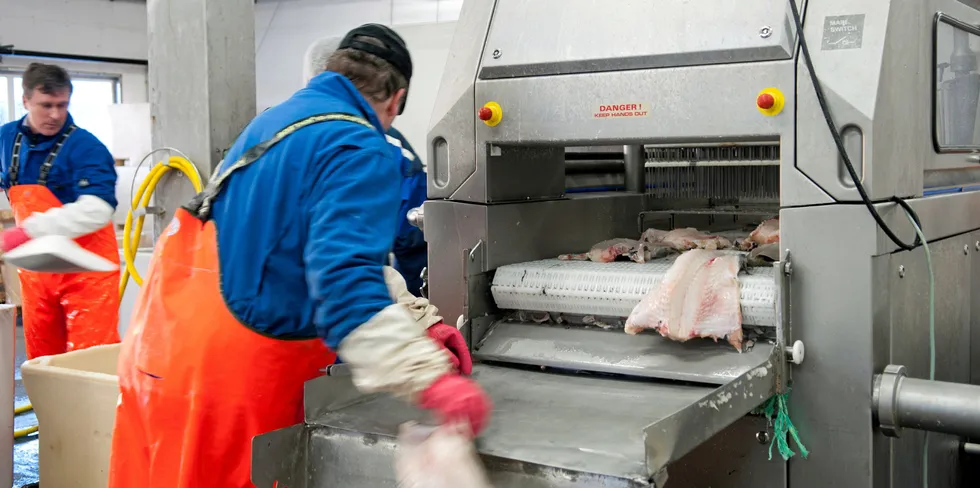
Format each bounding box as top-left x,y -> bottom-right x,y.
968,155 -> 980,163
407,207 -> 424,231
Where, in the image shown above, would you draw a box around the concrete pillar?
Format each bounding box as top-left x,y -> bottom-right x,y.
147,0 -> 256,236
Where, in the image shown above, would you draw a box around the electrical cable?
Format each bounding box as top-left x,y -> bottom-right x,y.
905,215 -> 934,488
787,0 -> 923,251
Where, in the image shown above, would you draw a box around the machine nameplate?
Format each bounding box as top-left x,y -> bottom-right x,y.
594,103 -> 651,119
821,14 -> 866,50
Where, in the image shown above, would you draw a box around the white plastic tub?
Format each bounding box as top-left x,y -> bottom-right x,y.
21,344 -> 120,488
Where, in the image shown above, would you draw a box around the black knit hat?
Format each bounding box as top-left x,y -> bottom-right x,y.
339,24 -> 412,114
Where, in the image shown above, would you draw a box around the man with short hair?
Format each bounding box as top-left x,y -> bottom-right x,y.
0,62 -> 120,359
305,35 -> 428,296
108,24 -> 490,487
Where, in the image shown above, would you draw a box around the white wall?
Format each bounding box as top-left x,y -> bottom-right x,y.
386,22 -> 456,163
1,0 -> 461,151
255,0 -> 462,111
0,0 -> 148,62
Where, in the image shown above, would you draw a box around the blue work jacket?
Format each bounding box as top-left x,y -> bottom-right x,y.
211,72 -> 404,348
0,114 -> 118,208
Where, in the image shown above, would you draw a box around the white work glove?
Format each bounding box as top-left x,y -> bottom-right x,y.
337,303 -> 451,400
383,265 -> 442,329
21,195 -> 114,240
339,267 -> 491,436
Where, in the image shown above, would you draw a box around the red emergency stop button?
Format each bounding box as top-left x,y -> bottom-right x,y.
479,101 -> 503,127
756,88 -> 785,116
757,93 -> 775,110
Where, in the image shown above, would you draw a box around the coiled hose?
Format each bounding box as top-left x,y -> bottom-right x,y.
15,154 -> 202,440
118,155 -> 203,297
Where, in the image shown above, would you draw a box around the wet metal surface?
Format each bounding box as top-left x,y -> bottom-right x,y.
13,319 -> 39,487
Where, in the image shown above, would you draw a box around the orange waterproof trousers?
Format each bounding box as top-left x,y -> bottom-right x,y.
108,208 -> 336,488
7,184 -> 120,359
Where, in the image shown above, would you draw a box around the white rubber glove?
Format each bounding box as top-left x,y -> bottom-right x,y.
383,265 -> 442,329
21,195 -> 114,240
338,303 -> 451,400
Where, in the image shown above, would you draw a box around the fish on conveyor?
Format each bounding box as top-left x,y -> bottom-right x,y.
396,422 -> 493,488
739,218 -> 780,251
558,238 -> 671,264
642,227 -> 733,251
624,249 -> 744,352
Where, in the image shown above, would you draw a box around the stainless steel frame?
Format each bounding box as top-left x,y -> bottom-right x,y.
252,1 -> 980,486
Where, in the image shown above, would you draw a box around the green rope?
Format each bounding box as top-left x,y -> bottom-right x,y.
761,391 -> 809,461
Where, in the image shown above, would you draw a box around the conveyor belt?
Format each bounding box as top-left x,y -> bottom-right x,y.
491,258 -> 777,327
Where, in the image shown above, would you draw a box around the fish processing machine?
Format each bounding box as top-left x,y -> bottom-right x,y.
252,0 -> 980,486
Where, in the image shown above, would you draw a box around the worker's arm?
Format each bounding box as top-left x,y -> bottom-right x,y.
305,146 -> 450,400
20,137 -> 118,240
383,265 -> 473,375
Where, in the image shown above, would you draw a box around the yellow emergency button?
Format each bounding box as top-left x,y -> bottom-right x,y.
478,101 -> 503,127
756,88 -> 785,116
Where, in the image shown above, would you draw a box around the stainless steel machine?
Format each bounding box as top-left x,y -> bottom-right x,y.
252,1 -> 980,486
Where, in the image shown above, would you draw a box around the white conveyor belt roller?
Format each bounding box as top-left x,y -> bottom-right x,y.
491,258 -> 777,327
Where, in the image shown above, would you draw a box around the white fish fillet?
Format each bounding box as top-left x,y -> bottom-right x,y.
624,249 -> 744,351
739,218 -> 780,251
643,227 -> 733,251
558,238 -> 670,264
396,422 -> 493,488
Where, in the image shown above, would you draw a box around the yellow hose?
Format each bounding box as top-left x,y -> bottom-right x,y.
14,425 -> 37,439
12,156 -> 201,440
14,404 -> 36,439
118,156 -> 203,298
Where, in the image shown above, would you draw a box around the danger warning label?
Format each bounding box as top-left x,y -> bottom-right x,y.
594,103 -> 650,119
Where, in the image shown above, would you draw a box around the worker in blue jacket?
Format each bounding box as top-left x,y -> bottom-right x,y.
385,126 -> 427,295
108,24 -> 490,487
305,35 -> 428,296
0,63 -> 121,360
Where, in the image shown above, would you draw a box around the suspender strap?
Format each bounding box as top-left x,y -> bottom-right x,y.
9,125 -> 77,188
184,113 -> 374,222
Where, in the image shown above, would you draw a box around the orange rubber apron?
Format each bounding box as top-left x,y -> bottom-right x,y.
108,113 -> 374,488
7,125 -> 121,359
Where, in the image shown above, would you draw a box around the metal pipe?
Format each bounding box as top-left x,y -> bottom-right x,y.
0,305 -> 14,487
874,364 -> 980,438
965,442 -> 980,455
623,145 -> 645,193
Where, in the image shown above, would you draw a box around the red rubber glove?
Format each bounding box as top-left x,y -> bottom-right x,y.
0,227 -> 31,253
427,323 -> 473,375
419,375 -> 492,437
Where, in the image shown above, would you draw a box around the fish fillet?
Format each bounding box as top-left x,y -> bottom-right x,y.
739,218 -> 780,251
625,249 -> 744,351
396,422 -> 493,488
558,238 -> 670,264
644,227 -> 733,251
